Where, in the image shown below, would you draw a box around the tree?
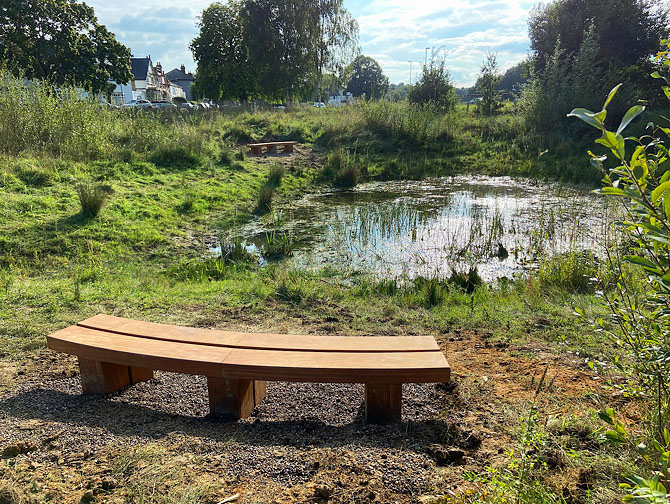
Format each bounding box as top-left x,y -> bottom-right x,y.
529,0 -> 666,73
345,55 -> 388,100
0,0 -> 131,94
408,54 -> 456,110
243,0 -> 318,102
476,52 -> 502,116
191,1 -> 254,101
313,0 -> 359,101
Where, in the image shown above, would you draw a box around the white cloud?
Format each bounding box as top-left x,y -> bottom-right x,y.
86,0 -> 534,86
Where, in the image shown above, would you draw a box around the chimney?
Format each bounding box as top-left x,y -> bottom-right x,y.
180,64 -> 185,73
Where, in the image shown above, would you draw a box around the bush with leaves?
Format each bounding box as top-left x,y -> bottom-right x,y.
569,39 -> 670,503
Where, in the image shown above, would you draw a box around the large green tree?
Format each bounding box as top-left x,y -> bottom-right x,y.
243,0 -> 317,102
0,0 -> 131,94
345,55 -> 388,100
190,1 -> 254,101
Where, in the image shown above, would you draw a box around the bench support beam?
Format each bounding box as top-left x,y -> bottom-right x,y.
365,384 -> 402,424
207,377 -> 266,419
78,357 -> 153,395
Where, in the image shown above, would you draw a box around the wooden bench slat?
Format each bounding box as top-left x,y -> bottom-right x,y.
221,348 -> 449,383
47,326 -> 231,377
47,326 -> 450,383
246,141 -> 297,147
77,314 -> 440,353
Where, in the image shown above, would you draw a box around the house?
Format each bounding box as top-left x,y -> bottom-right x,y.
166,65 -> 195,101
110,56 -> 172,104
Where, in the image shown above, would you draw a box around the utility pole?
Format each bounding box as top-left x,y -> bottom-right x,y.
408,61 -> 413,85
424,47 -> 429,68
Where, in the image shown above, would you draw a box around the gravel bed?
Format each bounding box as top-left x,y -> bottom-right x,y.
0,371 -> 455,491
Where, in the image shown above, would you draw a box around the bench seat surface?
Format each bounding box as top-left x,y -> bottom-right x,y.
246,141 -> 297,147
47,315 -> 450,383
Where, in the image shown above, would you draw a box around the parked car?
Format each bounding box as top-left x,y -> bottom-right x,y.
151,101 -> 177,109
123,99 -> 152,109
272,104 -> 286,110
312,101 -> 326,108
178,102 -> 195,109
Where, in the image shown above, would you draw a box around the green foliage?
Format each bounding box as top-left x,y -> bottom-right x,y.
0,0 -> 132,94
524,0 -> 668,133
76,181 -> 110,218
408,54 -> 457,111
455,406 -> 565,503
569,41 -> 670,502
598,409 -> 669,504
476,52 -> 502,116
345,55 -> 389,100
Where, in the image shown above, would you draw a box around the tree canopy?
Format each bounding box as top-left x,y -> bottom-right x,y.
191,0 -> 359,102
0,0 -> 132,94
345,55 -> 388,100
523,0 -> 669,131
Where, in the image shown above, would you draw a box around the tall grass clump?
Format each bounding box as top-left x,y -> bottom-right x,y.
254,186 -> 274,214
536,251 -> 602,294
76,181 -> 110,218
324,148 -> 360,188
267,164 -> 285,188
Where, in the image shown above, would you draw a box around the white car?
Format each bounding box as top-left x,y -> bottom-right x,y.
123,99 -> 153,108
312,101 -> 326,108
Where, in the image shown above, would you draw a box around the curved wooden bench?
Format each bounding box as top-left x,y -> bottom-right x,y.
47,314 -> 451,423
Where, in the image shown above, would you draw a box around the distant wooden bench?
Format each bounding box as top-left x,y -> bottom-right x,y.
46,314 -> 450,423
246,141 -> 297,155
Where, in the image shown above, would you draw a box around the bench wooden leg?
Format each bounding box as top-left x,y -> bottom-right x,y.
208,377 -> 265,419
365,384 -> 402,423
129,366 -> 153,384
283,144 -> 294,153
250,147 -> 261,156
254,380 -> 267,405
78,357 -> 131,395
266,145 -> 277,154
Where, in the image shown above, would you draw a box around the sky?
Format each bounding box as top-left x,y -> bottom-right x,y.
86,0 -> 537,87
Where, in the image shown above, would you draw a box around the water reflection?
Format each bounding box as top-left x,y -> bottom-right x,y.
215,176 -> 615,281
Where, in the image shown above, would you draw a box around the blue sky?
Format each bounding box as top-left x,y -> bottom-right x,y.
86,0 -> 536,87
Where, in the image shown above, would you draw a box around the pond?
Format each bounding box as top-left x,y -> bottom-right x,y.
215,176 -> 616,282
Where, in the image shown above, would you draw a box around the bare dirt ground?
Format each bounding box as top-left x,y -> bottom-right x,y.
0,329 -> 616,503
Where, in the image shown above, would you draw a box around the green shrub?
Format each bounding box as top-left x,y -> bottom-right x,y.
218,148 -> 233,166
254,186 -> 274,214
334,165 -> 359,188
448,266 -> 482,293
149,145 -> 200,168
76,181 -> 111,218
15,164 -> 52,187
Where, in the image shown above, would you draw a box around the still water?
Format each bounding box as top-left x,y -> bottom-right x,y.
217,176 -> 614,281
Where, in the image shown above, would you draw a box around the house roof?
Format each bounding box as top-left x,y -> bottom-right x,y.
131,57 -> 151,80
166,68 -> 195,82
